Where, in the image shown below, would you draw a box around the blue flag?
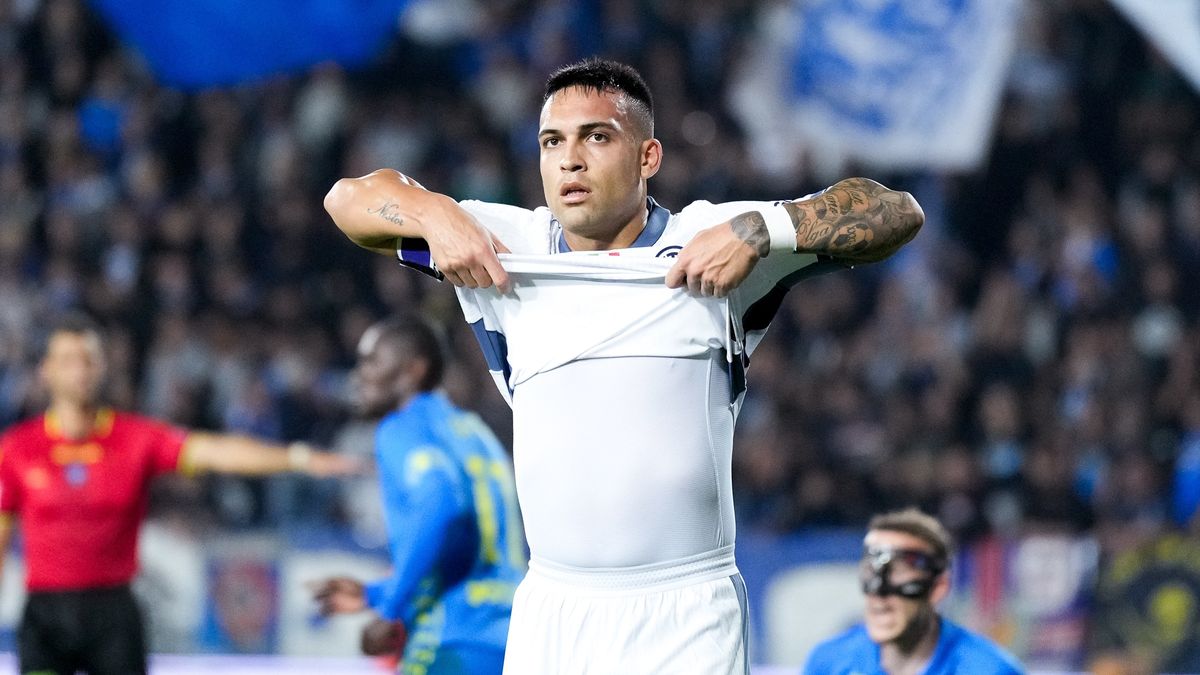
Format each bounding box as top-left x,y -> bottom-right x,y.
90,0 -> 408,89
731,0 -> 1020,172
1109,0 -> 1200,94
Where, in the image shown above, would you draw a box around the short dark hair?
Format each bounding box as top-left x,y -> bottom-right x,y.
50,312 -> 102,339
868,508 -> 953,564
374,316 -> 446,392
544,58 -> 654,138
42,312 -> 104,359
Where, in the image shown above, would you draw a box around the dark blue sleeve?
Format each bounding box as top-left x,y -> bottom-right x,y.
363,421 -> 466,623
396,238 -> 445,280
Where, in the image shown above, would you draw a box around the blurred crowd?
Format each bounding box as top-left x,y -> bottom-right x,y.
0,0 -> 1198,558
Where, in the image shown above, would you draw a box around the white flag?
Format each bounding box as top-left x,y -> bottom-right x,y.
731,0 -> 1022,174
1108,0 -> 1200,93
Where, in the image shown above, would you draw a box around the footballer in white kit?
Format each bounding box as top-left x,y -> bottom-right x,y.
396,197 -> 841,674
324,58 -> 923,674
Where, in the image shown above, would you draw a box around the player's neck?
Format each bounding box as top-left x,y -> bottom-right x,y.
48,399 -> 101,440
563,200 -> 649,251
880,612 -> 940,675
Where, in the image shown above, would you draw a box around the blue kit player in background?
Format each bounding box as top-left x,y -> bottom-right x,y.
312,317 -> 525,674
804,508 -> 1023,675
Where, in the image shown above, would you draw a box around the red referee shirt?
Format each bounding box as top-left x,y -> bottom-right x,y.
0,409 -> 188,591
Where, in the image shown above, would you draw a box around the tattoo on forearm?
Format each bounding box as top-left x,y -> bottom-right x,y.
782,177 -> 922,263
732,211 -> 770,258
367,202 -> 405,226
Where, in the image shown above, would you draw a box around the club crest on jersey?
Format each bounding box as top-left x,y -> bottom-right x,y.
655,245 -> 682,258
64,463 -> 88,487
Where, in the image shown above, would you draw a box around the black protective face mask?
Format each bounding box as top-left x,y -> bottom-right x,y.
859,546 -> 946,599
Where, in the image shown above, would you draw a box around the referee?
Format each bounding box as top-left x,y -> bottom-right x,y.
0,315 -> 358,675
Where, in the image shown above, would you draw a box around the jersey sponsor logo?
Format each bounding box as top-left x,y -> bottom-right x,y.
655,245 -> 683,258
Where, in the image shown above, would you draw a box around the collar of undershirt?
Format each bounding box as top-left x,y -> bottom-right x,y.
554,197 -> 670,253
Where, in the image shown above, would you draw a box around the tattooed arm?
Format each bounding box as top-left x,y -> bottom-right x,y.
666,178 -> 921,297
324,169 -> 510,290
781,177 -> 923,265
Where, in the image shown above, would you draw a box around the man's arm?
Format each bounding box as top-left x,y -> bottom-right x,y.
782,177 -> 924,264
324,169 -> 510,290
667,178 -> 923,296
181,433 -> 359,477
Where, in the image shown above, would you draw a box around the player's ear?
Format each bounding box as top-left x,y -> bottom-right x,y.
929,570 -> 951,606
400,359 -> 430,395
639,138 -> 662,180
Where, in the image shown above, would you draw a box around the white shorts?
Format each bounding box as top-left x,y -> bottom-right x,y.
502,547 -> 749,675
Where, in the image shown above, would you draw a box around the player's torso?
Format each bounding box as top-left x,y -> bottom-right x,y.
512,353 -> 737,568
6,414 -> 156,524
454,197 -> 832,570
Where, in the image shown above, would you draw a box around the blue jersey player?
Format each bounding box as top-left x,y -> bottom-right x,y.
804,509 -> 1024,675
313,317 -> 524,674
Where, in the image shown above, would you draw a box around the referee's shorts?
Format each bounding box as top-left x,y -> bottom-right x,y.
18,583 -> 147,675
502,546 -> 749,675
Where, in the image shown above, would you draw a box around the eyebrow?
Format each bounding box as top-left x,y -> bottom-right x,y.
538,121 -> 620,139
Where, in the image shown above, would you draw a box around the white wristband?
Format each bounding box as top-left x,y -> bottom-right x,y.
761,205 -> 798,254
287,442 -> 313,471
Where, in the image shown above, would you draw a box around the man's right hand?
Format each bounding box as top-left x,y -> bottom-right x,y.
325,168 -> 511,292
361,616 -> 406,656
310,576 -> 367,615
422,199 -> 512,292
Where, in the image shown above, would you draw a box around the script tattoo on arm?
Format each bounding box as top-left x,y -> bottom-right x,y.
732,211 -> 770,258
781,178 -> 923,264
367,201 -> 405,226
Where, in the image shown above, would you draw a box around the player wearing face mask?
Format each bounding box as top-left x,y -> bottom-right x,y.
803,508 -> 1024,675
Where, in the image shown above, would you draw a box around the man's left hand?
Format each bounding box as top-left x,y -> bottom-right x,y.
666,212 -> 768,297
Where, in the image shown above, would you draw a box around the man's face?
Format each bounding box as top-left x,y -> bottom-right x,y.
859,529 -> 943,644
40,331 -> 105,406
352,326 -> 405,418
538,86 -> 655,245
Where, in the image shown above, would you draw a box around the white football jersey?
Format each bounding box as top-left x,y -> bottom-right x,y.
397,197 -> 843,568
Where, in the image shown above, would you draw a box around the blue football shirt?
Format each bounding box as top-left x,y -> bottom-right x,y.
364,392 -> 525,668
803,617 -> 1025,675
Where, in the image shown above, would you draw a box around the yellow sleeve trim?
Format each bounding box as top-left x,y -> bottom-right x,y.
177,435 -> 200,477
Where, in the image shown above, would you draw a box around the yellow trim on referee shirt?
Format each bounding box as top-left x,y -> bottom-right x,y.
176,435 -> 200,477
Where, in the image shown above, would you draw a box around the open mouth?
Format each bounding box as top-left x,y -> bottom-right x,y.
560,183 -> 589,203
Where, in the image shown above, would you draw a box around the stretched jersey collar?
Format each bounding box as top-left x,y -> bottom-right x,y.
44,407 -> 115,440
554,197 -> 670,253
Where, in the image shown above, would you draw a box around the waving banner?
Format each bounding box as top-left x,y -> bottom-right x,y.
90,0 -> 409,89
1108,0 -> 1200,93
732,0 -> 1022,173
